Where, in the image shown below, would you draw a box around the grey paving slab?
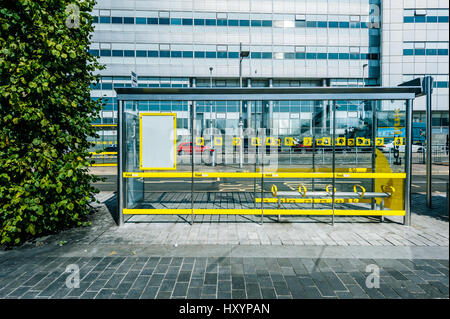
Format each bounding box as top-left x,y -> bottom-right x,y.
3,193 -> 447,255
1,191 -> 449,299
1,257 -> 446,299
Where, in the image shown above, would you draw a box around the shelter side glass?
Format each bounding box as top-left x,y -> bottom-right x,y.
122,100 -> 192,219
374,100 -> 407,215
333,99 -> 407,216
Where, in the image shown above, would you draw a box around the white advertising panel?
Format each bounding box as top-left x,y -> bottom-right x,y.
139,113 -> 176,170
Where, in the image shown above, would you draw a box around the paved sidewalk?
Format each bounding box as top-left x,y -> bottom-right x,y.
0,192 -> 448,299
0,256 -> 448,299
20,192 -> 446,248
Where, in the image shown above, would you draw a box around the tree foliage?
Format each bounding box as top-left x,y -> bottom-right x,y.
0,0 -> 103,246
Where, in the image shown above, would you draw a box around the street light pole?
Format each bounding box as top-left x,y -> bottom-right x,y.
425,76 -> 433,208
239,43 -> 243,89
238,43 -> 249,169
209,67 -> 214,166
239,44 -> 243,169
362,63 -> 368,87
360,64 -> 368,121
209,67 -> 213,88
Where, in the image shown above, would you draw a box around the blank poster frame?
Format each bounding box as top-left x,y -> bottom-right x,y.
139,112 -> 177,170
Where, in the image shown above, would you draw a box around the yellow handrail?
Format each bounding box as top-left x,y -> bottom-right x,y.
353,184 -> 366,198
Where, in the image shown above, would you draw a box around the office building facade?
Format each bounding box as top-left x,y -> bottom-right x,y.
89,0 -> 448,137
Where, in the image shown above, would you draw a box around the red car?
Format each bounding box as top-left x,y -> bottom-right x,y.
177,142 -> 213,155
292,142 -> 312,153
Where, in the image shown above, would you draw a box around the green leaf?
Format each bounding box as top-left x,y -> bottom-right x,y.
0,0 -> 103,247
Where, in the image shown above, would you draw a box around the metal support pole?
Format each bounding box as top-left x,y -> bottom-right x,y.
209,67 -> 215,167
447,181 -> 449,216
117,99 -> 124,226
404,99 -> 413,226
322,80 -> 328,134
371,101 -> 377,212
190,78 -> 196,225
239,43 -> 244,169
331,100 -> 336,226
260,104 -> 265,225
312,108 -> 316,210
190,100 -> 194,225
425,76 -> 433,208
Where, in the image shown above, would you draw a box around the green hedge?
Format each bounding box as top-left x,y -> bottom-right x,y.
0,0 -> 103,246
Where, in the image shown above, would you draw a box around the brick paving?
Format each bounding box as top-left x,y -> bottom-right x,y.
82,192 -> 449,247
0,192 -> 448,299
0,256 -> 447,299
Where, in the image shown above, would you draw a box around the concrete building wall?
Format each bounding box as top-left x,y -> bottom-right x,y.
381,0 -> 449,134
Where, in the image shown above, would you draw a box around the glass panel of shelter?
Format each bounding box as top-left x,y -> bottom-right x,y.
262,100 -> 334,220
191,100 -> 264,222
123,101 -> 142,214
333,100 -> 377,215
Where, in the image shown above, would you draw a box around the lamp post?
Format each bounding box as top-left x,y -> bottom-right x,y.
362,63 -> 368,87
209,67 -> 214,166
239,43 -> 250,169
360,63 -> 368,121
209,67 -> 213,88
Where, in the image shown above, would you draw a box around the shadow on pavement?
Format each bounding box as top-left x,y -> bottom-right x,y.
410,193 -> 449,222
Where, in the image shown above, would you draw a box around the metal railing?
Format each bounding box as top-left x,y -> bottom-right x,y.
411,144 -> 449,164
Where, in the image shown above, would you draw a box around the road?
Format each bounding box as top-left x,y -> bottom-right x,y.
92,174 -> 449,193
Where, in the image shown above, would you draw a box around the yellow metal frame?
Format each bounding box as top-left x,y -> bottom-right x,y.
139,113 -> 177,171
256,167 -> 372,173
89,151 -> 118,167
123,171 -> 406,179
256,198 -> 372,204
123,208 -> 405,216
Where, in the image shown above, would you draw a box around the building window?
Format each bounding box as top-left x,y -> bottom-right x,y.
239,20 -> 250,26
194,19 -> 205,25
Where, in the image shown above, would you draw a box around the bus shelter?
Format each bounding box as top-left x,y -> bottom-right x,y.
115,86 -> 423,226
